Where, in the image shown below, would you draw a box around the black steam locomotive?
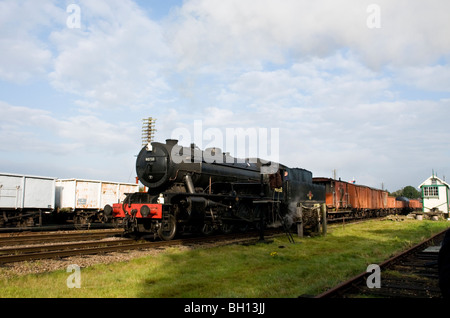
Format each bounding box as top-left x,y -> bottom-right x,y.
109,139 -> 325,240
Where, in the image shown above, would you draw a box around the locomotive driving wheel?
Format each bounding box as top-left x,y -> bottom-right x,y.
158,214 -> 177,241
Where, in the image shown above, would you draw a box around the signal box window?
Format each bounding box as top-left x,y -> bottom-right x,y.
423,186 -> 439,198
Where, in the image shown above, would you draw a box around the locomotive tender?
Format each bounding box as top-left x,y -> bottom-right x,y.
109,139 -> 326,240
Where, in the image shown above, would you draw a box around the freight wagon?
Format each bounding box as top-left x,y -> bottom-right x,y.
409,198 -> 422,210
394,196 -> 423,214
312,177 -> 422,221
0,173 -> 56,227
55,179 -> 139,229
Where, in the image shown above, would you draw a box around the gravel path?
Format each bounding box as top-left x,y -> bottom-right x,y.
0,246 -> 171,279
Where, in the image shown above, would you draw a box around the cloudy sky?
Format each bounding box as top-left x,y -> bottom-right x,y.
1,0 -> 449,192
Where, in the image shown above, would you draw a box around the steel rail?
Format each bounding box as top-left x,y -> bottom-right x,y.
0,240 -> 154,264
0,231 -> 276,264
0,229 -> 123,246
314,227 -> 449,298
0,238 -> 134,256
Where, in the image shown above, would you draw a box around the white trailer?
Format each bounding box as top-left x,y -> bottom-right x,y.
55,179 -> 139,227
0,172 -> 56,227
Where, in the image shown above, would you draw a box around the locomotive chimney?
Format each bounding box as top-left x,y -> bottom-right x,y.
166,139 -> 178,146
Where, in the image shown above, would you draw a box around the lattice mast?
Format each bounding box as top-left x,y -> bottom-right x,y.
142,117 -> 157,147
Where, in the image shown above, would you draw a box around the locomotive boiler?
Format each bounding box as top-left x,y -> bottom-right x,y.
109,139 -> 325,240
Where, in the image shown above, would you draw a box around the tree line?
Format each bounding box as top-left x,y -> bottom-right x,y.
389,186 -> 421,199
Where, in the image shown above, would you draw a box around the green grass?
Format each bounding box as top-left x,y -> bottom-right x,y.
0,219 -> 448,298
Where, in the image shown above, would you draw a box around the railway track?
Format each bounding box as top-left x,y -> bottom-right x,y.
0,222 -> 119,234
0,229 -> 123,246
0,230 -> 276,265
315,228 -> 448,298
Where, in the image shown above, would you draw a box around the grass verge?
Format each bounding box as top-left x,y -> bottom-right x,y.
0,218 -> 448,298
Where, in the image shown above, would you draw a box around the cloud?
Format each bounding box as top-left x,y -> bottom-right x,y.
167,0 -> 450,70
0,101 -> 138,155
0,0 -> 62,82
395,64 -> 450,93
161,93 -> 450,190
0,99 -> 142,182
280,98 -> 450,187
49,0 -> 173,110
1,0 -> 449,191
0,39 -> 52,83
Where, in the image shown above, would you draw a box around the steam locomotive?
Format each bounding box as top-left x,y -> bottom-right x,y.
108,139 -> 325,240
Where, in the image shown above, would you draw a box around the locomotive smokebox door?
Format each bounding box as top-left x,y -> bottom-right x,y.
136,144 -> 170,190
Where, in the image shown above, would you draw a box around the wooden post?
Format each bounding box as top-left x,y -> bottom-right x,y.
209,176 -> 212,195
321,203 -> 327,236
258,204 -> 265,242
297,204 -> 303,238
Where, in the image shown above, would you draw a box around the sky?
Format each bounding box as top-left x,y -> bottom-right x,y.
1,0 -> 449,192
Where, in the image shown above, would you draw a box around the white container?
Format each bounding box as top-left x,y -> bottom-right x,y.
56,179 -> 138,211
0,172 -> 56,210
